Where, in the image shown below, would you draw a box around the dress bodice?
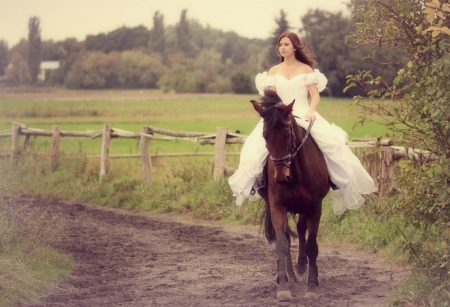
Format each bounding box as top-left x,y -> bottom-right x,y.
255,70 -> 328,112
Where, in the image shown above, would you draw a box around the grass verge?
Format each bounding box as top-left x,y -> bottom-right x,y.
3,151 -> 450,306
0,163 -> 73,307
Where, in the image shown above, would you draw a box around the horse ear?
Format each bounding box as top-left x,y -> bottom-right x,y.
250,100 -> 264,116
282,99 -> 295,117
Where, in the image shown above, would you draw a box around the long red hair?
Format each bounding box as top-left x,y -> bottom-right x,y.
277,32 -> 315,67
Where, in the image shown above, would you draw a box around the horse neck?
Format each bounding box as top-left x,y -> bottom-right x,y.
289,114 -> 304,145
289,114 -> 310,167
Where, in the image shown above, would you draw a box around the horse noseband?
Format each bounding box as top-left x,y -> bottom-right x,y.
268,120 -> 314,168
270,153 -> 292,168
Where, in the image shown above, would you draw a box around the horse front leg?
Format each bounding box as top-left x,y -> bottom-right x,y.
271,209 -> 293,302
295,214 -> 308,275
304,206 -> 322,299
285,231 -> 298,288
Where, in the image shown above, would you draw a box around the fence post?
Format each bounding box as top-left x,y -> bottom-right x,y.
11,122 -> 20,163
213,127 -> 228,181
99,124 -> 112,181
140,126 -> 153,183
23,135 -> 31,148
51,125 -> 61,172
379,146 -> 395,197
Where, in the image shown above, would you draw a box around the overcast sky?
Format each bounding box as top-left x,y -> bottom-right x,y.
0,0 -> 349,46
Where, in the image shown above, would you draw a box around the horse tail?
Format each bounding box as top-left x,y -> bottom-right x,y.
262,203 -> 276,244
261,202 -> 298,243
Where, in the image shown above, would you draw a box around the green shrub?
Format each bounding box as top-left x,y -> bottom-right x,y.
230,72 -> 254,94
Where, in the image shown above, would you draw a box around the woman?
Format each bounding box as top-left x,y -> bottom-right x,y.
228,32 -> 375,215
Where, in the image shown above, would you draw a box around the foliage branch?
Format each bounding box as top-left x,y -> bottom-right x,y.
345,0 -> 450,301
346,0 -> 450,226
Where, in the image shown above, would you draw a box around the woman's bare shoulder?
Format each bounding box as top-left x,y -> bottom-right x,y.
268,65 -> 280,76
299,63 -> 314,74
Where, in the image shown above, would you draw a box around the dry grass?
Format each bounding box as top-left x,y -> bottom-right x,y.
0,162 -> 72,307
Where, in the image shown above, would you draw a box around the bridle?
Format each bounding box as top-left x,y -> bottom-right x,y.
269,119 -> 314,168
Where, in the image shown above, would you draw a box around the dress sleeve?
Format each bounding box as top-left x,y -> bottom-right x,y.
255,72 -> 276,96
305,69 -> 328,92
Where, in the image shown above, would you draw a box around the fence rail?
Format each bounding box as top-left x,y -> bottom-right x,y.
5,122 -> 246,183
2,122 -> 436,196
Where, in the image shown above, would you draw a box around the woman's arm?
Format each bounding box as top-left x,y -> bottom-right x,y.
305,83 -> 320,122
267,65 -> 278,92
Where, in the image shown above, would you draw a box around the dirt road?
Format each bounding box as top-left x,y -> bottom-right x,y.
24,199 -> 408,307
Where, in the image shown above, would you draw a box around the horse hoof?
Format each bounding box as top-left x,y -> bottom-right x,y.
296,265 -> 307,275
304,291 -> 319,299
277,290 -> 293,302
287,280 -> 297,291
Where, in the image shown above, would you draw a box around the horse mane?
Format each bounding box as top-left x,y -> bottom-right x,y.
259,89 -> 290,130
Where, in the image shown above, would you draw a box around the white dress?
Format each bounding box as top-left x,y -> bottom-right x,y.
228,70 -> 375,215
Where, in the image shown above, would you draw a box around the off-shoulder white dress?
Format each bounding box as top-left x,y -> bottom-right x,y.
228,70 -> 375,215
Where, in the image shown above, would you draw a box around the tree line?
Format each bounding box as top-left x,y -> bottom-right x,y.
0,8 -> 397,96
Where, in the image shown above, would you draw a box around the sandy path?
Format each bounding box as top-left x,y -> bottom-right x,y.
24,199 -> 408,307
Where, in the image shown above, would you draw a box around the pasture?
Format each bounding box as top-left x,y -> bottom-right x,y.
0,90 -> 389,157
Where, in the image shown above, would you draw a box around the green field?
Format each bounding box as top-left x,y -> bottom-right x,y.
0,91 -> 389,156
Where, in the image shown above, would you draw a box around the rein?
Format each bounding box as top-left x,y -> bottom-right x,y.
269,119 -> 314,168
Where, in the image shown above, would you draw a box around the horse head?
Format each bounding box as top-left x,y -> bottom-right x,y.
251,90 -> 295,185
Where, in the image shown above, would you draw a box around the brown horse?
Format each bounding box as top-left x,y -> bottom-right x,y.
250,89 -> 330,301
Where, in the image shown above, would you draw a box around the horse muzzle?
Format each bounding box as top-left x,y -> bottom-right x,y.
274,174 -> 291,185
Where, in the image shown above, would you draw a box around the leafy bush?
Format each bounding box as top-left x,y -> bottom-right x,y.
346,0 -> 450,305
230,72 -> 255,94
65,51 -> 121,89
118,51 -> 167,88
158,65 -> 205,93
4,52 -> 31,85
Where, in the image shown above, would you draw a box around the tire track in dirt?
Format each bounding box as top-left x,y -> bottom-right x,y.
24,199 -> 408,307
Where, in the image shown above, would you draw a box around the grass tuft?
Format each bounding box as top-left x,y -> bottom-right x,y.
0,161 -> 72,307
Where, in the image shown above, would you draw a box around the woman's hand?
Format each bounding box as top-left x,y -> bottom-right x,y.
305,110 -> 316,122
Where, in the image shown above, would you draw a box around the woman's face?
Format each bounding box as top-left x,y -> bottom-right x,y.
278,37 -> 296,58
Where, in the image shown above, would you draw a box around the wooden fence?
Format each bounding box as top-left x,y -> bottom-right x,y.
3,122 -> 246,183
1,122 -> 436,196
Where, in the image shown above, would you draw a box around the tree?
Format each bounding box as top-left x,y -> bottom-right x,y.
190,49 -> 223,85
176,9 -> 195,57
221,36 -> 235,64
4,52 -> 31,85
65,52 -> 121,89
264,10 -> 290,69
41,40 -> 60,61
28,16 -> 42,84
149,11 -> 165,54
86,26 -> 149,53
0,40 -> 8,76
230,72 -> 254,93
300,10 -> 351,96
118,51 -> 167,88
55,38 -> 83,83
346,3 -> 450,299
158,65 -> 202,93
299,9 -> 399,97
9,39 -> 28,61
220,32 -> 251,65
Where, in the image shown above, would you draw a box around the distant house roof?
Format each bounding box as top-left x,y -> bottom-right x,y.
40,61 -> 59,70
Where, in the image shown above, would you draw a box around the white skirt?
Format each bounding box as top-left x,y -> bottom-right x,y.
228,108 -> 376,215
